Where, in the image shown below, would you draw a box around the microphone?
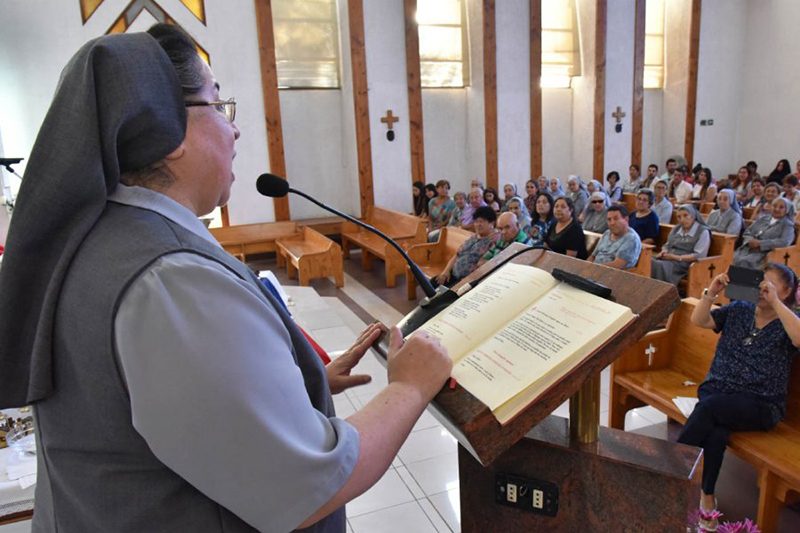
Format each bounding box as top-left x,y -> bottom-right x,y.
256,173 -> 439,300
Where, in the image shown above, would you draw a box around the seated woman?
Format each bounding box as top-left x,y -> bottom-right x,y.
651,204 -> 710,285
548,177 -> 565,199
460,187 -> 487,231
681,266 -> 800,531
427,180 -> 456,241
582,192 -> 609,233
412,181 -> 427,217
435,206 -> 498,287
504,196 -> 532,235
755,182 -> 782,219
523,179 -> 538,215
629,189 -> 659,244
691,167 -> 717,203
706,189 -> 743,236
423,183 -> 437,217
545,196 -> 588,259
529,192 -> 554,248
484,187 -> 501,213
605,171 -> 623,203
742,177 -> 765,209
734,197 -> 796,269
566,176 -> 589,216
447,191 -> 467,227
502,183 -> 518,209
652,180 -> 674,224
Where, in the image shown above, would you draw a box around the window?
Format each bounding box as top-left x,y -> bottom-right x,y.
643,0 -> 664,89
416,0 -> 469,88
272,0 -> 341,89
541,0 -> 581,88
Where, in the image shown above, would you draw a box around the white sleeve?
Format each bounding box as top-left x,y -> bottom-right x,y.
114,252 -> 359,532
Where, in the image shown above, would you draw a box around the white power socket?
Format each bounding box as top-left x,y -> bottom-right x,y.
506,483 -> 518,503
532,489 -> 544,509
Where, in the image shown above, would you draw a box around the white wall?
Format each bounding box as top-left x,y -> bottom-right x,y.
603,0 -> 635,178
541,90 -> 574,179
495,0 -> 531,190
735,0 -> 800,172
641,90 -> 664,171
693,0 -> 747,177
422,90 -> 468,192
570,0 -> 597,179
661,0 -> 691,163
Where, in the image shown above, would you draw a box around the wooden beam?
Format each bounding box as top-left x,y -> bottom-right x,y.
348,0 -> 374,215
530,0 -> 542,178
593,0 -> 607,181
483,0 -> 498,191
631,0 -> 646,168
253,0 -> 290,220
404,0 -> 426,186
684,0 -> 702,168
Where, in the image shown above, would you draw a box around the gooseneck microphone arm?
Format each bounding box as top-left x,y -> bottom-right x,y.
288,187 -> 436,297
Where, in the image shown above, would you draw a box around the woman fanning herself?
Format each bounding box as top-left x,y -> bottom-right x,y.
681,265 -> 800,531
651,204 -> 710,285
545,196 -> 588,259
734,197 -> 796,269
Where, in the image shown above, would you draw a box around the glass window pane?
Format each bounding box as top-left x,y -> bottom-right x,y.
541,0 -> 580,80
645,0 -> 664,34
273,0 -> 334,21
421,61 -> 464,88
418,26 -> 462,61
272,0 -> 340,88
275,22 -> 337,59
416,0 -> 460,25
417,0 -> 466,87
643,35 -> 663,65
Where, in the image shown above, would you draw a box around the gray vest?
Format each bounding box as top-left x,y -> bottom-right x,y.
32,203 -> 343,533
667,223 -> 707,256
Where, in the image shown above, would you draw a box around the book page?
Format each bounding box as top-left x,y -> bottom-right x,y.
452,282 -> 634,411
415,263 -> 559,361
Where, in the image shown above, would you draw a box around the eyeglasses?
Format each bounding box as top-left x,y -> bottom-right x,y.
185,97 -> 237,123
591,200 -> 604,204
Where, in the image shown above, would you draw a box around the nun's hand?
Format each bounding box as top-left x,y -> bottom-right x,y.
748,239 -> 761,250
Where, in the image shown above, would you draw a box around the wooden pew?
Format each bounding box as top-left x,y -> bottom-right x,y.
766,223 -> 800,273
628,243 -> 654,277
404,227 -> 473,300
341,205 -> 427,287
699,202 -> 715,215
609,298 -> 800,533
655,224 -> 737,298
275,226 -> 344,287
584,230 -> 603,256
210,221 -> 298,261
622,192 -> 637,213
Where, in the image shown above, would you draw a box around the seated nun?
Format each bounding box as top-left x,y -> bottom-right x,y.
582,191 -> 610,233
651,204 -> 711,285
705,189 -> 743,236
733,197 -> 796,269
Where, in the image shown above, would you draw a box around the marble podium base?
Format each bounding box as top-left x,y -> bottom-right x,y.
459,415 -> 702,532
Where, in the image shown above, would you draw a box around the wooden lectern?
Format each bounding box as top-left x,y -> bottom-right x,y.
379,245 -> 702,531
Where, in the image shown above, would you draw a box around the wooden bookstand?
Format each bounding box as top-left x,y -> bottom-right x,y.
377,244 -> 702,531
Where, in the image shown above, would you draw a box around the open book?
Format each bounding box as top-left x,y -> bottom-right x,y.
416,263 -> 635,425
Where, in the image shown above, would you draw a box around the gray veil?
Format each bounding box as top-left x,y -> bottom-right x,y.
0,32 -> 187,407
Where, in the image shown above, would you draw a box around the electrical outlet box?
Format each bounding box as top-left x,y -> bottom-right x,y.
495,473 -> 558,516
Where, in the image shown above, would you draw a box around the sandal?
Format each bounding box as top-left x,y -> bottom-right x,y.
697,505 -> 722,532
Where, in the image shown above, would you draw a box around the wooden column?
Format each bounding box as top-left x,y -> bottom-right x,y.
684,0 -> 702,168
483,0 -> 498,191
592,0 -> 607,181
254,0 -> 290,221
530,0 -> 542,178
348,0 -> 374,215
404,0 -> 425,186
631,0 -> 646,168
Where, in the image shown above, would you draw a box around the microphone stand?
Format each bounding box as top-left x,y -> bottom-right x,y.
287,187 -> 459,335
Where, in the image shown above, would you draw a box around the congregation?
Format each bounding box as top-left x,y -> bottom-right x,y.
412,156 -> 800,290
